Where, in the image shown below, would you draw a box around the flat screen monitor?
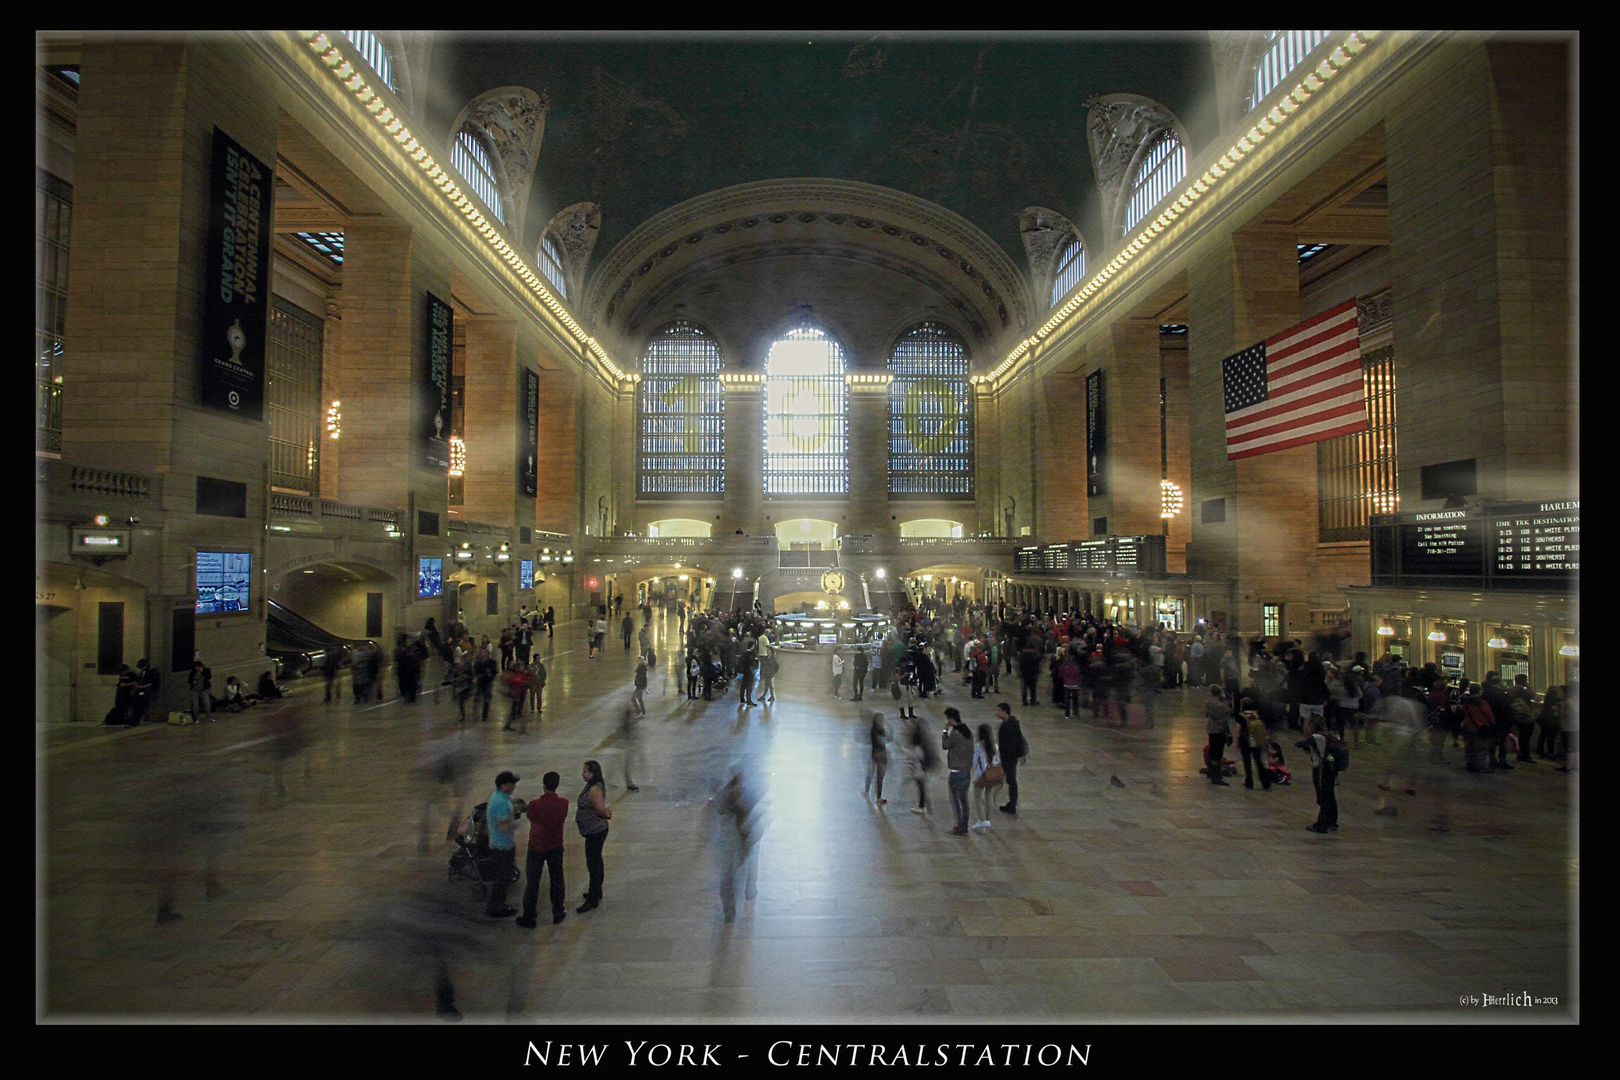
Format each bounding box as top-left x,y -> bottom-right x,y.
195,551 -> 251,613
520,559 -> 534,590
418,557 -> 443,598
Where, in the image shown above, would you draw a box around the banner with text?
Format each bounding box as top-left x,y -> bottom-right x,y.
201,128 -> 273,420
421,292 -> 453,472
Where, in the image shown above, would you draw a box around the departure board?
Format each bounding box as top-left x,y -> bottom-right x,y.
1491,501 -> 1579,577
1074,540 -> 1110,571
1371,500 -> 1578,586
1400,511 -> 1485,577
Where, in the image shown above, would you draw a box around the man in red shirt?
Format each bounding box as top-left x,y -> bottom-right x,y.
515,771 -> 568,928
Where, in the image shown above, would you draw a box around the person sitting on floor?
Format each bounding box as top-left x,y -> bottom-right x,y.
213,676 -> 257,713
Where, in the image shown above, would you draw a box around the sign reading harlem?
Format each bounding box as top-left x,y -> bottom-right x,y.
201,127 -> 273,421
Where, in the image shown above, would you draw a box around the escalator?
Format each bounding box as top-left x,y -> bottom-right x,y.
266,599 -> 375,678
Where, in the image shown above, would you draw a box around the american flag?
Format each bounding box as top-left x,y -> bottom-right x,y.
1223,299 -> 1366,460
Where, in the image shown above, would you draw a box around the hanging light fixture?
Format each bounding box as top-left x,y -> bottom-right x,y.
326,400 -> 342,439
1160,479 -> 1183,519
448,435 -> 466,477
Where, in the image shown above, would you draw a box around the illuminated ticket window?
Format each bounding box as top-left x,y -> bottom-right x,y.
1427,618 -> 1468,680
1487,624 -> 1533,688
1375,615 -> 1411,659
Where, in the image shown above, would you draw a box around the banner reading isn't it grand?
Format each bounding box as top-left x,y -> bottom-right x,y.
201,128 -> 273,420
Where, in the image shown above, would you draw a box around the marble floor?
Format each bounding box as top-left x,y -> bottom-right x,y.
39,613 -> 1578,1024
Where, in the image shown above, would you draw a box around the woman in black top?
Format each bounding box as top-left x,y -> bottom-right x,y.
575,760 -> 612,912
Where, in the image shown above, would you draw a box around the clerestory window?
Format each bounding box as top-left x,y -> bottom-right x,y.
451,129 -> 504,224
764,325 -> 847,497
1124,132 -> 1186,234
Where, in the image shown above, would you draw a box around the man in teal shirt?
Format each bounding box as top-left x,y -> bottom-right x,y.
484,770 -> 520,917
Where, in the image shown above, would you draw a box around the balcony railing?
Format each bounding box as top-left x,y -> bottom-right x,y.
38,458 -> 163,507
270,494 -> 403,529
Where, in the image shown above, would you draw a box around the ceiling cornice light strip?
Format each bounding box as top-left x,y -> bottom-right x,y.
974,31 -> 1376,388
297,31 -> 631,384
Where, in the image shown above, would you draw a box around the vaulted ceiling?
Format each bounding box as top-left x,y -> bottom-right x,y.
425,33 -> 1220,284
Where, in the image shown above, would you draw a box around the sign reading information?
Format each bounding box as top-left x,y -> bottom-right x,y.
1370,501 -> 1578,586
201,128 -> 272,420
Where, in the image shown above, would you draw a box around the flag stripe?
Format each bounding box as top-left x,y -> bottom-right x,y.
1224,300 -> 1365,461
1228,400 -> 1368,450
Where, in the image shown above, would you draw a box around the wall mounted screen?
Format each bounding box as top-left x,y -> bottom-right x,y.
195,551 -> 251,614
418,557 -> 443,599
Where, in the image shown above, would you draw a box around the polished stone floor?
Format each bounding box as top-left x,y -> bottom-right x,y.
39,612 -> 1578,1023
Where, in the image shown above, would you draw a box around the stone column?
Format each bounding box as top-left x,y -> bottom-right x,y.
720,377 -> 763,534
1035,367 -> 1087,541
460,315 -> 519,527
1095,317 -> 1166,540
533,347 -> 579,536
847,376 -> 890,534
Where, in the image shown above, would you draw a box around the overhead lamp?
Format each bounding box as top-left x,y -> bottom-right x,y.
495,543 -> 511,562
1559,644 -> 1579,658
1486,637 -> 1508,649
875,568 -> 886,579
454,543 -> 474,562
448,436 -> 466,477
732,568 -> 743,579
93,514 -> 109,527
1376,626 -> 1395,636
327,400 -> 342,439
1426,631 -> 1446,642
678,574 -> 688,582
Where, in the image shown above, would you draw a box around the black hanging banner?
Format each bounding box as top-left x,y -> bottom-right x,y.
521,368 -> 539,498
1085,369 -> 1107,498
422,292 -> 453,472
201,128 -> 272,420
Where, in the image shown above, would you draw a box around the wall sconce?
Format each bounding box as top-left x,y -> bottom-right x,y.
448,435 -> 466,477
326,400 -> 342,439
454,543 -> 474,562
495,543 -> 511,562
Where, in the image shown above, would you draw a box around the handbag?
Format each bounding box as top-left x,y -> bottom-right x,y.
975,764 -> 1005,788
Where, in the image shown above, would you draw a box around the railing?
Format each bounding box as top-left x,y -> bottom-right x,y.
38,458 -> 163,506
269,494 -> 404,529
778,549 -> 838,568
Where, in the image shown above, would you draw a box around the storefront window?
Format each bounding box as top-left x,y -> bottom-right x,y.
1154,597 -> 1185,631
1376,615 -> 1411,660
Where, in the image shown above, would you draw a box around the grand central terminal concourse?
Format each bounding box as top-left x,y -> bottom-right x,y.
36,31 -> 1577,1026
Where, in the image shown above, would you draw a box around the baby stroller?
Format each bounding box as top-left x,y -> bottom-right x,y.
447,801 -> 521,901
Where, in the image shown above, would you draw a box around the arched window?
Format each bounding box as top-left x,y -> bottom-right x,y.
638,321 -> 725,498
343,31 -> 396,92
764,325 -> 847,497
451,129 -> 504,224
538,234 -> 567,299
888,322 -> 973,498
1124,131 -> 1186,233
1250,31 -> 1333,111
1050,237 -> 1085,308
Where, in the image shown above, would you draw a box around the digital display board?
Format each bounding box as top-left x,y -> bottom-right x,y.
1399,511 -> 1485,577
1492,501 -> 1579,577
418,557 -> 443,599
520,560 -> 534,590
1371,501 -> 1578,587
196,551 -> 251,613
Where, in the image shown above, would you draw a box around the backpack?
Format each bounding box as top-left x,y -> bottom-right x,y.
1323,731 -> 1351,773
1509,695 -> 1535,726
1461,700 -> 1494,736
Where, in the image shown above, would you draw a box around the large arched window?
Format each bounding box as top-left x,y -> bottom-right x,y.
1250,31 -> 1333,111
638,321 -> 725,498
343,30 -> 396,92
1124,131 -> 1186,233
764,325 -> 847,496
888,322 -> 973,498
538,234 -> 568,299
451,128 -> 504,224
1050,237 -> 1085,308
